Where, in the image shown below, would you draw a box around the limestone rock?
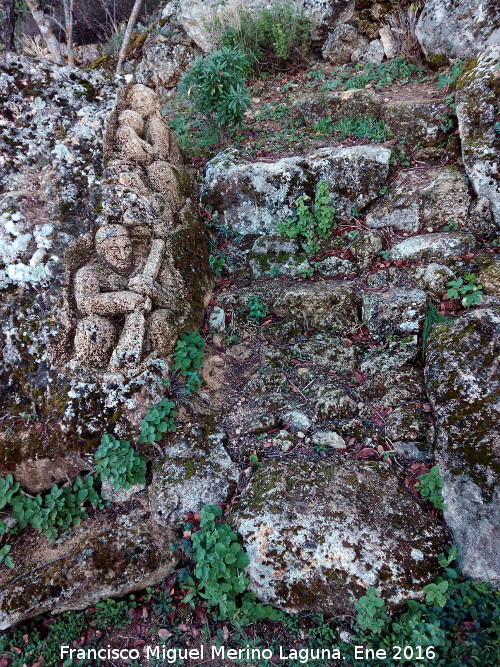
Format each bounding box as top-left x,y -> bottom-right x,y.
456,46 -> 500,225
391,232 -> 476,261
425,308 -> 500,584
415,0 -> 500,59
316,255 -> 356,276
149,431 -> 239,526
322,23 -> 367,64
314,386 -> 358,419
352,38 -> 385,65
478,261 -> 500,297
0,499 -> 177,630
281,410 -> 312,432
413,263 -> 455,292
231,458 -> 449,614
248,413 -> 279,434
311,431 -> 345,448
298,88 -> 381,126
350,230 -> 384,269
366,166 -> 472,232
135,40 -> 198,91
202,146 -> 391,236
291,336 -> 358,371
273,281 -> 359,331
382,99 -> 450,147
362,288 -> 427,341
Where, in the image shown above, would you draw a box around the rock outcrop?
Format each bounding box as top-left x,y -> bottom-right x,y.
415,0 -> 500,59
231,458 -> 449,615
0,60 -> 211,490
456,46 -> 500,226
202,146 -> 391,236
425,308 -> 500,584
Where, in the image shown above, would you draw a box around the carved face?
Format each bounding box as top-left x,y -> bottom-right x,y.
97,234 -> 133,273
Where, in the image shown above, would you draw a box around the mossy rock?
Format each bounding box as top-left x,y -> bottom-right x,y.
231,457 -> 449,615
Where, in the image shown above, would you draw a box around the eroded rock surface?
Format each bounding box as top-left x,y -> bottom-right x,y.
202,146 -> 391,236
425,308 -> 500,584
231,458 -> 449,614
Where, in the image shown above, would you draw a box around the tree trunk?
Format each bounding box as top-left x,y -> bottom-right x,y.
63,0 -> 74,66
25,0 -> 64,65
0,0 -> 15,52
116,0 -> 143,75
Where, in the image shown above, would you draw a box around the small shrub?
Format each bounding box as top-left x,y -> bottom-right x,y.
209,251 -> 228,276
139,398 -> 177,443
183,505 -> 281,625
325,57 -> 424,91
384,5 -> 422,64
417,466 -> 447,510
212,2 -> 312,71
315,117 -> 391,142
446,273 -> 483,308
247,294 -> 269,323
95,434 -> 146,491
276,179 -> 336,253
179,47 -> 251,131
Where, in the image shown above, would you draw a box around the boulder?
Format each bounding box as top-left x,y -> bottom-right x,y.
322,23 -> 367,64
298,88 -> 381,126
415,0 -> 500,59
478,261 -> 500,297
362,288 -> 427,341
178,0 -> 355,52
149,431 -> 239,526
0,499 -> 177,630
455,46 -> 500,226
381,99 -> 450,147
391,232 -> 476,261
231,458 -> 449,614
351,38 -> 385,65
366,166 -> 472,232
202,146 -> 391,236
425,308 -> 500,584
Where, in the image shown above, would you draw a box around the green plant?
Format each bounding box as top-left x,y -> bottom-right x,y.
436,60 -> 467,89
172,331 -> 206,394
1,474 -> 105,544
446,273 -> 483,308
139,397 -> 178,443
422,303 -> 452,354
209,251 -> 228,276
0,544 -> 14,568
423,580 -> 450,609
183,505 -> 281,625
331,117 -> 391,142
247,294 -> 269,323
95,434 -> 146,491
324,57 -> 424,92
179,47 -> 251,131
93,596 -> 134,629
354,586 -> 389,634
297,262 -> 315,278
442,217 -> 458,231
214,2 -> 312,72
276,179 -> 336,253
379,249 -> 391,259
417,466 -> 447,511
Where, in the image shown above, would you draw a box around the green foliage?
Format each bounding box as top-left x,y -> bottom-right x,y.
436,60 -> 467,89
422,303 -> 452,353
325,57 -> 424,91
247,294 -> 270,323
417,466 -> 447,510
140,397 -> 177,443
179,47 -> 251,129
446,273 -> 483,307
183,505 -> 281,625
315,117 -> 391,142
0,473 -> 105,545
276,179 -> 336,253
354,586 -> 389,634
0,544 -> 14,568
423,580 -> 450,608
172,331 -> 206,394
214,2 -> 312,71
95,433 -> 146,491
93,596 -> 135,629
209,251 -> 228,276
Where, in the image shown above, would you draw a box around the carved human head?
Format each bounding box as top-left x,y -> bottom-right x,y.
95,224 -> 133,273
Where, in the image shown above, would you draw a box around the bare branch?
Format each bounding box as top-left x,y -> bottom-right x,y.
25,0 -> 64,65
116,0 -> 143,75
